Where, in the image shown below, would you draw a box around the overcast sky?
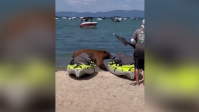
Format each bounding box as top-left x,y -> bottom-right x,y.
56,0 -> 144,12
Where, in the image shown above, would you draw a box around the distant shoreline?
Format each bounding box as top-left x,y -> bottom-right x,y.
55,16 -> 144,18
56,10 -> 144,18
56,9 -> 144,13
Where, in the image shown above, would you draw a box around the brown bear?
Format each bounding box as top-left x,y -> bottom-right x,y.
72,49 -> 112,71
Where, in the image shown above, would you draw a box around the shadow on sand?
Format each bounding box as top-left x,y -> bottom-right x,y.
113,72 -> 144,84
68,72 -> 98,80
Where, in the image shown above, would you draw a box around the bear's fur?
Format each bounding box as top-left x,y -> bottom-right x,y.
72,49 -> 112,71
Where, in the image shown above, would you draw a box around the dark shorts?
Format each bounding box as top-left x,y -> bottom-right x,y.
134,58 -> 144,70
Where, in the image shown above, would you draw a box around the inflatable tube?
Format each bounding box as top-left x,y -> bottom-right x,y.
67,63 -> 96,77
108,61 -> 135,79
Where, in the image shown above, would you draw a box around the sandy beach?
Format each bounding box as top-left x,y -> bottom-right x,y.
56,70 -> 145,112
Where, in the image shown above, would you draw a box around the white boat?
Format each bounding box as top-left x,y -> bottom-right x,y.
97,18 -> 103,20
79,17 -> 97,28
110,16 -> 121,22
123,18 -> 128,20
130,17 -> 137,20
118,17 -> 122,21
68,17 -> 73,20
97,17 -> 106,20
62,17 -> 67,19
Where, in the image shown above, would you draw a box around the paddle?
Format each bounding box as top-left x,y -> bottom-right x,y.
113,33 -> 135,48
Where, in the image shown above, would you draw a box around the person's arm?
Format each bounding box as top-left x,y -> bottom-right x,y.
131,30 -> 137,46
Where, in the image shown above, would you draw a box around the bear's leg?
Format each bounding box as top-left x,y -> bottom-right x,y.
96,61 -> 109,71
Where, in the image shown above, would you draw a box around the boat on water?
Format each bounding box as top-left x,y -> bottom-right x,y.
97,16 -> 106,20
110,16 -> 122,22
117,16 -> 122,21
62,17 -> 67,19
68,17 -> 73,20
122,17 -> 130,20
97,18 -> 103,20
130,17 -> 137,20
67,16 -> 76,20
55,16 -> 59,19
79,17 -> 97,28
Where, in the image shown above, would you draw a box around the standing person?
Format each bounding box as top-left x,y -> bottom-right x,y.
131,19 -> 145,86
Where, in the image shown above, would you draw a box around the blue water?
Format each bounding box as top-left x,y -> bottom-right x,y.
56,18 -> 143,68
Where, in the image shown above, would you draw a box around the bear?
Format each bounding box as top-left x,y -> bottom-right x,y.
72,49 -> 112,71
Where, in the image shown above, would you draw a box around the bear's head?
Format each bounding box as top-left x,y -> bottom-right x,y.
103,50 -> 112,59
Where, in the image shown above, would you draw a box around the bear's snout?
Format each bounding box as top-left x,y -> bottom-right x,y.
109,54 -> 113,59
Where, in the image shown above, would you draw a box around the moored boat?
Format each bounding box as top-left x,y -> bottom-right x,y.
97,18 -> 103,20
62,17 -> 67,19
79,17 -> 97,28
79,17 -> 84,19
130,17 -> 137,20
110,16 -> 121,22
97,16 -> 106,20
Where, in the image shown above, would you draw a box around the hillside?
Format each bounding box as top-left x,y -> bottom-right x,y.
56,10 -> 144,17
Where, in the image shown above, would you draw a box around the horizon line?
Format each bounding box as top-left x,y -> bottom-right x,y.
56,9 -> 144,13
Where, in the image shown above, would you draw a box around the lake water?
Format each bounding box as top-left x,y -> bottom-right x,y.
56,18 -> 143,68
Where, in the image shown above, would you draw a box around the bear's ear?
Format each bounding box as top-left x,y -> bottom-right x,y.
103,50 -> 107,54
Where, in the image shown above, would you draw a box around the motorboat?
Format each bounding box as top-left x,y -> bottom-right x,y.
62,17 -> 67,19
55,16 -> 59,19
79,17 -> 97,28
102,16 -> 106,19
79,17 -> 84,19
130,17 -> 137,20
68,17 -> 72,20
110,16 -> 121,22
97,18 -> 103,20
118,17 -> 122,21
122,17 -> 129,20
97,16 -> 106,20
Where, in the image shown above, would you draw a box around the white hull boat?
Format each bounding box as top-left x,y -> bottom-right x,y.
97,18 -> 103,20
79,17 -> 97,28
67,68 -> 95,77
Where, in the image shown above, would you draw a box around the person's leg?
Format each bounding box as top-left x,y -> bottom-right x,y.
134,68 -> 139,85
142,59 -> 144,86
133,58 -> 140,86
